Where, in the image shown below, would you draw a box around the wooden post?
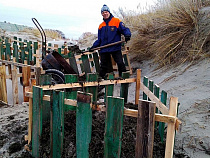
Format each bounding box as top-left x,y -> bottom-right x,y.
143,76 -> 148,100
36,67 -> 41,86
64,74 -> 78,111
32,86 -> 43,158
34,42 -> 38,65
50,90 -> 64,158
76,91 -> 92,158
27,78 -> 36,145
0,65 -> 7,103
104,96 -> 124,158
154,84 -> 160,128
68,53 -> 79,74
104,73 -> 114,103
135,100 -> 156,158
86,73 -> 98,104
81,54 -> 91,75
148,80 -> 154,101
22,66 -> 31,102
159,90 -> 167,142
11,66 -> 19,105
165,97 -> 178,158
135,69 -> 141,105
120,72 -> 130,103
93,52 -> 100,73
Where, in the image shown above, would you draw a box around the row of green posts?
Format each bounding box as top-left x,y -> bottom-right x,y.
32,71 -> 130,158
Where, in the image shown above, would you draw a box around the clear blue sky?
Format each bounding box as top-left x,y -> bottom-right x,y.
0,0 -> 157,39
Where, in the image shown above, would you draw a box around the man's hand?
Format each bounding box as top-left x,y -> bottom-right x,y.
125,36 -> 131,43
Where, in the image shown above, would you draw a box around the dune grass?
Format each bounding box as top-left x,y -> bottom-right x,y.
120,0 -> 210,67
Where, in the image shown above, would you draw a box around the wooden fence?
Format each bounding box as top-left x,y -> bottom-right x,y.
0,35 -> 181,158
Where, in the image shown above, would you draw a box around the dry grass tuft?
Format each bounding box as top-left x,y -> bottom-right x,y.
120,0 -> 210,67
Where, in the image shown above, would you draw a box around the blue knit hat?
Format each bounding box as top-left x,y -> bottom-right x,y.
101,4 -> 110,13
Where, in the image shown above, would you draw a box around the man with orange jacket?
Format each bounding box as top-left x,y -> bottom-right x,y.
90,4 -> 131,79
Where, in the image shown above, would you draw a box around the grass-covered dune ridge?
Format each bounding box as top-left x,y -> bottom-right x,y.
121,0 -> 210,67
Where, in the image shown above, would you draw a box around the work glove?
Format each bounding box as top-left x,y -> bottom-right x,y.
125,36 -> 131,43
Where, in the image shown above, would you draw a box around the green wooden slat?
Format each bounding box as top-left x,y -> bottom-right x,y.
13,44 -> 18,62
76,91 -> 92,158
64,74 -> 78,111
39,74 -> 52,122
93,52 -> 100,73
120,72 -> 130,103
34,42 -> 38,65
68,52 -> 79,74
32,86 -> 43,158
148,80 -> 154,101
50,90 -> 64,158
0,42 -> 3,59
28,47 -> 32,65
19,39 -> 25,63
79,57 -> 84,73
13,36 -> 17,57
104,73 -> 114,103
154,84 -> 160,128
5,43 -> 11,60
159,90 -> 167,143
86,73 -> 98,104
81,54 -> 91,75
58,48 -> 62,55
143,76 -> 148,100
104,96 -> 124,158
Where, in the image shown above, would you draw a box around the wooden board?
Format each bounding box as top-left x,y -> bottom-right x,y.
12,67 -> 19,104
76,91 -> 92,158
120,72 -> 130,103
104,96 -> 124,158
135,100 -> 156,158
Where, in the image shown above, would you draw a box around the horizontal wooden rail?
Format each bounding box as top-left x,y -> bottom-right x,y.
25,92 -> 181,129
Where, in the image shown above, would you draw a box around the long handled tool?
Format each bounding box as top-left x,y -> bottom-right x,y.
91,40 -> 125,51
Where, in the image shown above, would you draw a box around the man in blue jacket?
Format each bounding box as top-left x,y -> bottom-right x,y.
91,4 -> 131,79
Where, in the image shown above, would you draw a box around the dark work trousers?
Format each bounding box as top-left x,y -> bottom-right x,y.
99,50 -> 126,78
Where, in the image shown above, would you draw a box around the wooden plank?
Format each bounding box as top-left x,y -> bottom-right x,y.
143,76 -> 148,100
159,90 -> 167,142
41,78 -> 136,90
93,52 -> 100,73
32,86 -> 43,158
76,91 -> 92,158
165,97 -> 178,158
28,78 -> 36,145
148,80 -> 154,101
135,69 -> 141,104
22,66 -> 31,102
120,72 -> 130,103
64,74 -> 78,111
104,96 -> 124,158
135,100 -> 156,158
0,65 -> 7,103
86,73 -> 98,104
154,84 -> 160,128
68,53 -> 79,74
140,82 -> 169,115
50,90 -> 64,158
36,67 -> 41,86
104,73 -> 114,103
33,42 -> 38,65
11,67 -> 19,105
13,44 -> 18,62
5,43 -> 11,60
81,54 -> 91,74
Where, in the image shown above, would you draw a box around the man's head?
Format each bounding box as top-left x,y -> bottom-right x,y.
101,4 -> 110,20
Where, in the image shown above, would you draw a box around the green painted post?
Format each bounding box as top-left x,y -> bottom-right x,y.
13,44 -> 18,62
148,80 -> 154,101
93,52 -> 100,73
104,96 -> 124,158
86,73 -> 98,103
143,76 -> 148,100
159,90 -> 167,143
104,73 -> 114,103
68,52 -> 79,74
154,84 -> 160,128
32,86 -> 43,158
19,38 -> 25,63
58,48 -> 62,55
120,72 -> 130,103
79,57 -> 84,73
34,42 -> 38,65
50,90 -> 64,158
76,91 -> 92,158
0,42 -> 3,59
39,74 -> 52,122
64,74 -> 78,111
5,43 -> 11,60
81,54 -> 91,75
13,36 -> 17,57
